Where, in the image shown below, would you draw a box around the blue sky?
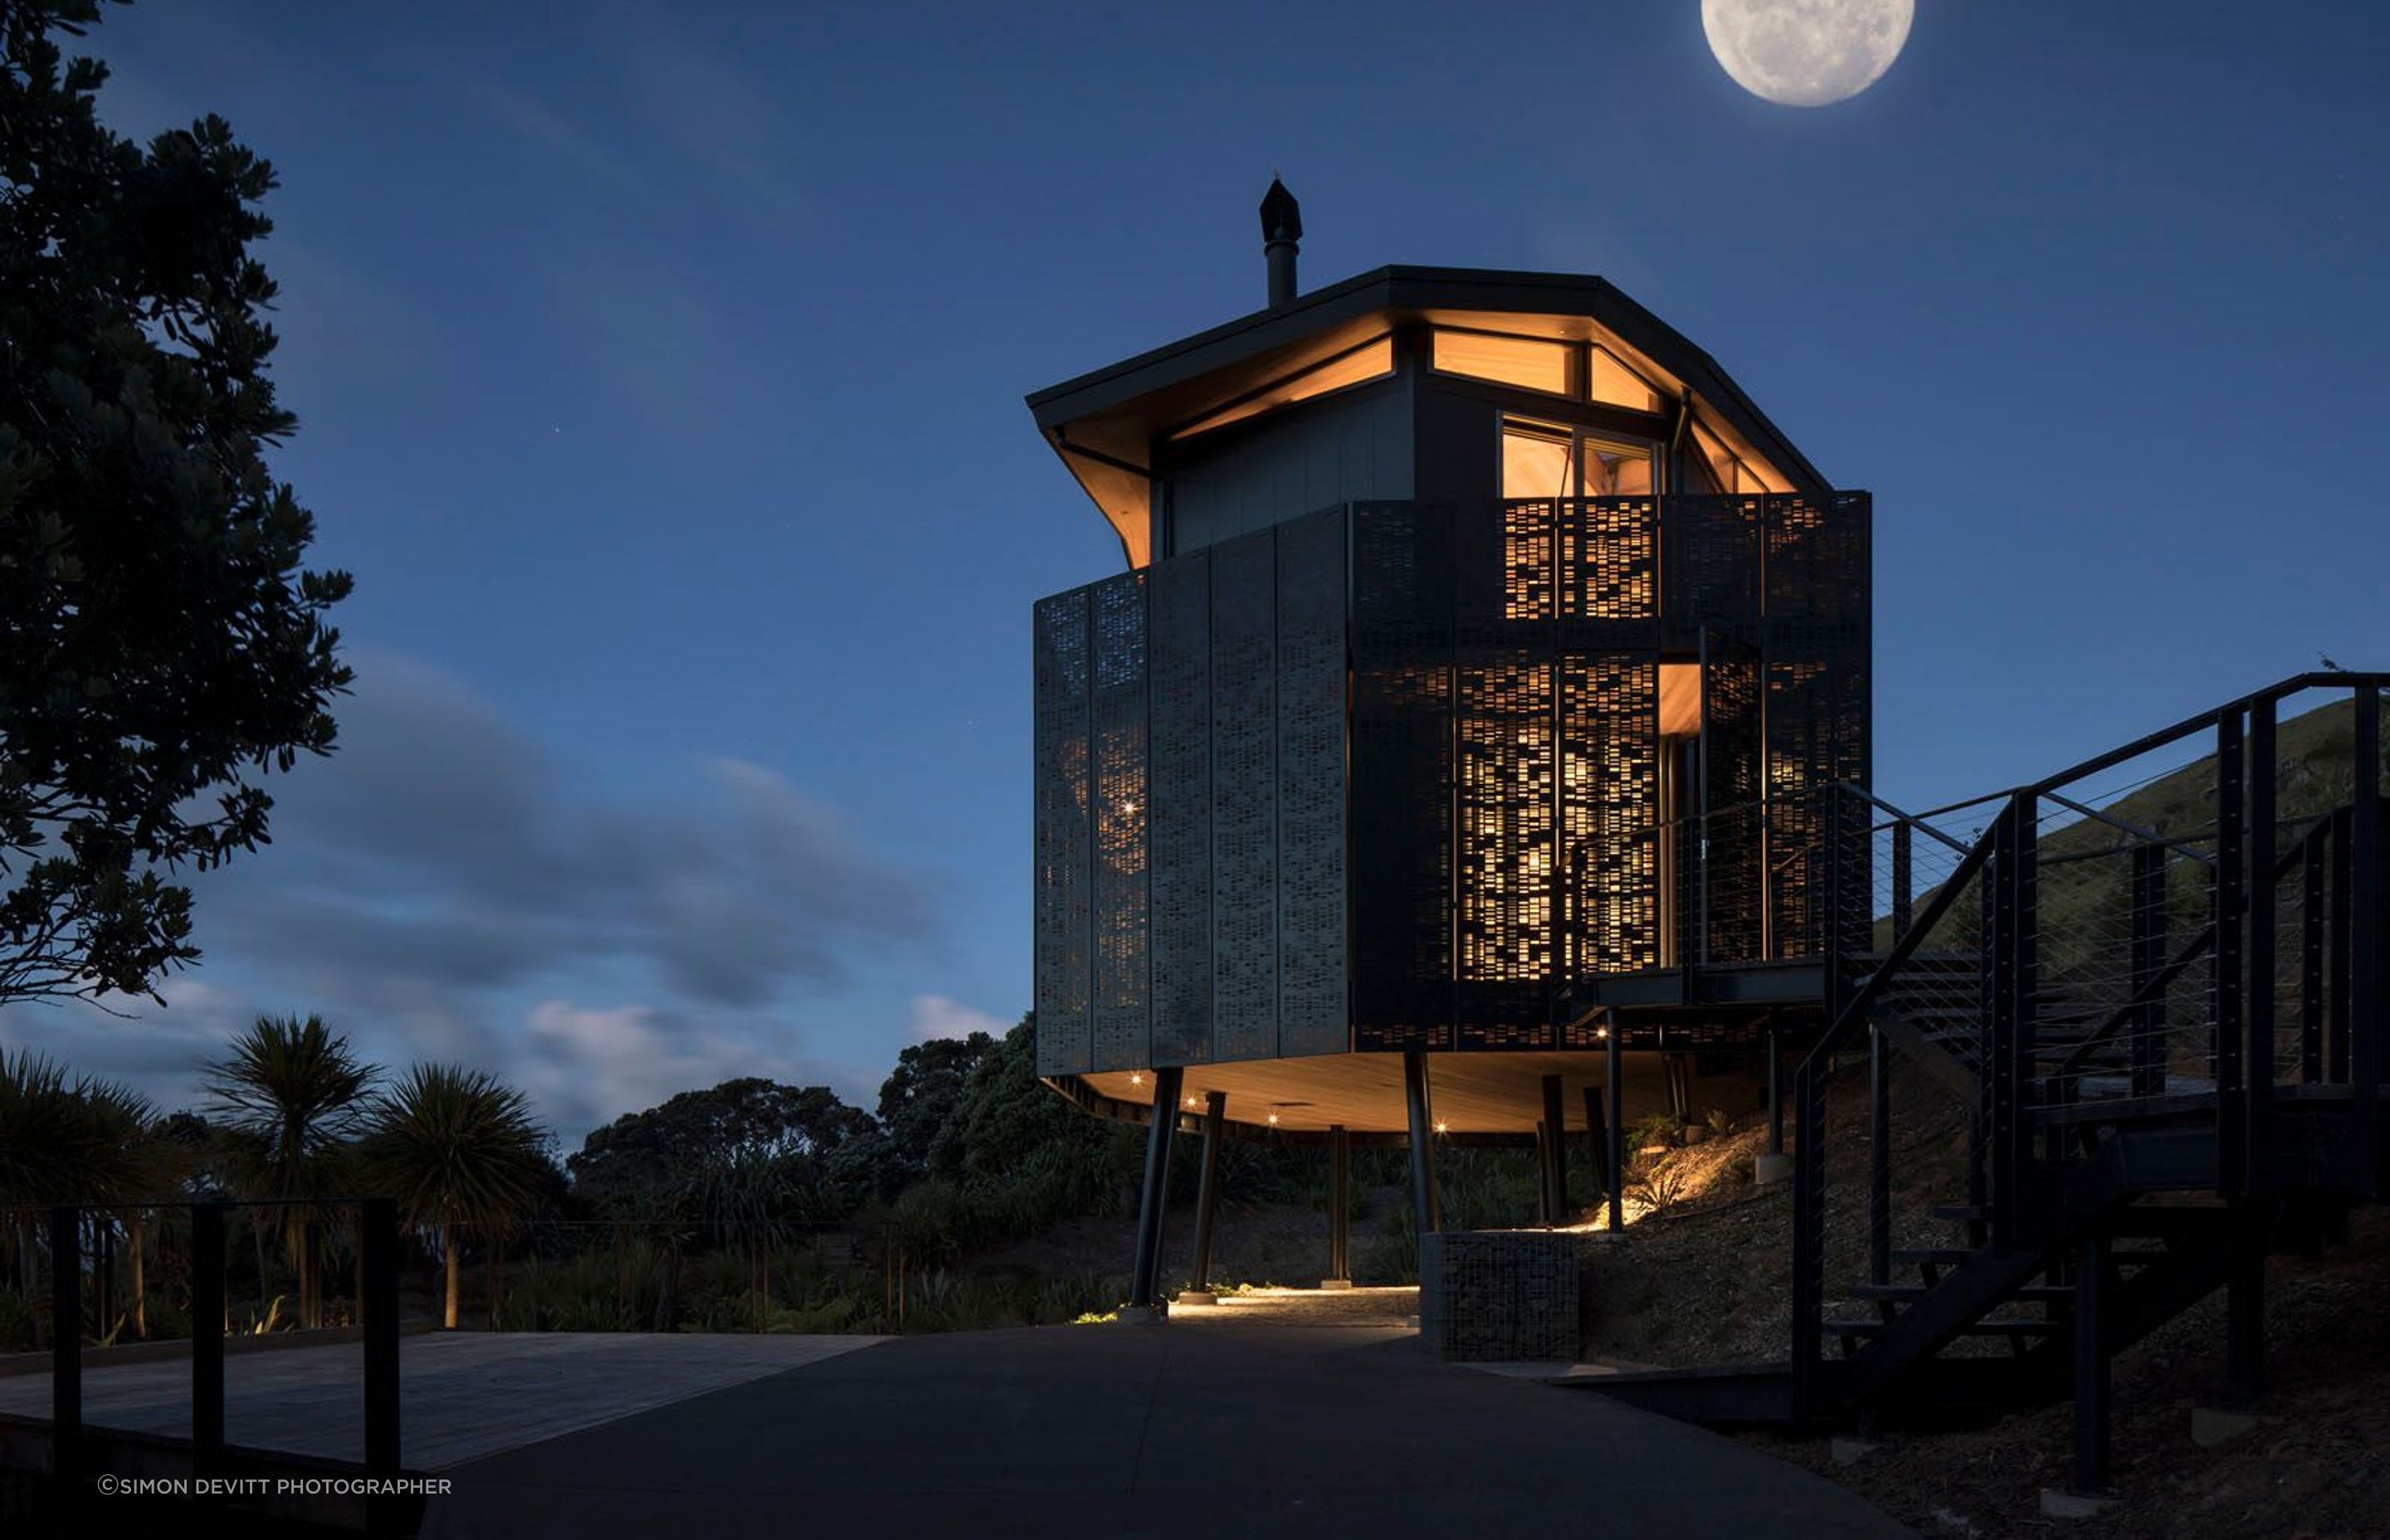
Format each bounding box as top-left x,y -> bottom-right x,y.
16,0 -> 2385,1144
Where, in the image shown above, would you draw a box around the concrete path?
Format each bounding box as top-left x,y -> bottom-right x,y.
426,1324 -> 1910,1539
0,1331 -> 880,1469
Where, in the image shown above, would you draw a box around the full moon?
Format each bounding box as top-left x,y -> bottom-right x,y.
1702,0 -> 1914,107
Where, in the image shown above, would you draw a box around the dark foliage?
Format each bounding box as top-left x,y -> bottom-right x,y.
0,0 -> 351,1006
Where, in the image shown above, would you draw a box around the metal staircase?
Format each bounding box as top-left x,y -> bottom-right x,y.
1577,672 -> 2388,1492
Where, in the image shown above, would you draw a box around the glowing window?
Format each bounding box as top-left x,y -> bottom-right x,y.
1171,337 -> 1395,439
1501,418 -> 1575,500
1584,437 -> 1654,496
1590,347 -> 1662,413
1434,330 -> 1571,396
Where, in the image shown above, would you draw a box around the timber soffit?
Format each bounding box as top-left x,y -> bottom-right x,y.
1022,266 -> 1831,494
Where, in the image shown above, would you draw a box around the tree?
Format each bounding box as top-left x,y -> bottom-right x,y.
360,1064 -> 548,1331
875,1032 -> 995,1183
201,1014 -> 376,1328
0,0 -> 352,1008
568,1078 -> 876,1219
0,1047 -> 151,1328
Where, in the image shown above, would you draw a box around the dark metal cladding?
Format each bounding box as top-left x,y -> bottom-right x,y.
1352,501 -> 1456,1050
1275,506 -> 1350,1056
1147,553 -> 1214,1065
1032,587 -> 1093,1075
1090,570 -> 1151,1072
1699,626 -> 1766,966
1210,529 -> 1279,1060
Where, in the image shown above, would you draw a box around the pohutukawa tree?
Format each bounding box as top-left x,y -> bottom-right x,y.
0,0 -> 351,1008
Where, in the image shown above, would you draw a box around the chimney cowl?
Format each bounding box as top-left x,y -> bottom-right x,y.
1260,178 -> 1301,307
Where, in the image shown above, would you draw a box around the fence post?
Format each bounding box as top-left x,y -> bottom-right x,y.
51,1206 -> 80,1488
361,1197 -> 402,1482
1867,1022 -> 1891,1286
2300,818 -> 2326,1085
1892,817 -> 1914,943
191,1201 -> 226,1473
2012,792 -> 2041,1243
1788,1060 -> 1826,1418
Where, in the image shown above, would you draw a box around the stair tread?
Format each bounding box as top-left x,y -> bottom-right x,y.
1823,1318 -> 2057,1338
1851,1282 -> 2074,1303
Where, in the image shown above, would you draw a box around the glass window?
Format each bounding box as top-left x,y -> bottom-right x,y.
1434,330 -> 1571,396
1501,419 -> 1576,500
1583,436 -> 1654,496
1589,346 -> 1662,413
1505,417 -> 1654,500
1170,336 -> 1394,440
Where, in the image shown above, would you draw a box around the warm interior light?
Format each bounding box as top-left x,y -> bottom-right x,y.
1170,337 -> 1395,440
1129,1072 -> 1144,1087
1658,664 -> 1703,737
1589,346 -> 1662,413
1266,1111 -> 1280,1126
1434,329 -> 1569,395
1433,1120 -> 1450,1135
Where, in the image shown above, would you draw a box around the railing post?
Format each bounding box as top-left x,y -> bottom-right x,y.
1604,1021 -> 1624,1232
2300,818 -> 2327,1085
191,1200 -> 226,1474
2350,687 -> 2379,1194
361,1196 -> 402,1482
2131,842 -> 2169,1099
2246,696 -> 2277,1191
1891,818 -> 1914,943
1326,1124 -> 1351,1284
1988,797 -> 2020,1252
2215,710 -> 2247,1196
1867,1021 -> 1891,1286
1789,1059 -> 1826,1416
2329,805 -> 2353,1084
50,1206 -> 80,1488
2013,792 -> 2041,1242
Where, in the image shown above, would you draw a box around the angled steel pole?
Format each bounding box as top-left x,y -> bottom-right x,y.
1403,1051 -> 1440,1238
1128,1068 -> 1184,1310
1187,1092 -> 1228,1296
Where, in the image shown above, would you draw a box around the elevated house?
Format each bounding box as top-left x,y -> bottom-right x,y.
1027,184 -> 2390,1499
1027,181 -> 1868,1294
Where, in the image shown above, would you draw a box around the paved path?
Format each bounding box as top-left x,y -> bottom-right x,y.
0,1331 -> 880,1469
426,1324 -> 1910,1539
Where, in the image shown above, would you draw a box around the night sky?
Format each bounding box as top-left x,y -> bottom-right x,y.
18,0 -> 2384,1143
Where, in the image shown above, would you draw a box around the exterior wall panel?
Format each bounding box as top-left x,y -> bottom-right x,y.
1275,507 -> 1350,1057
1090,572 -> 1151,1072
1032,589 -> 1093,1075
1147,554 -> 1214,1064
1210,530 -> 1280,1060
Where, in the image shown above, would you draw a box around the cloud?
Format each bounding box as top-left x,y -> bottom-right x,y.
195,651 -> 933,1011
907,994 -> 1007,1045
518,999 -> 825,1138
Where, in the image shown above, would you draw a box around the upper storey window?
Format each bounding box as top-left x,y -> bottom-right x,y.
1434,329 -> 1666,416
1503,417 -> 1656,500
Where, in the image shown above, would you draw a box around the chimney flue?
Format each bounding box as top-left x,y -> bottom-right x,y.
1260,177 -> 1302,307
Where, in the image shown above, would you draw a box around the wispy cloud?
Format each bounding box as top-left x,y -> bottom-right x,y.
907,994 -> 1007,1045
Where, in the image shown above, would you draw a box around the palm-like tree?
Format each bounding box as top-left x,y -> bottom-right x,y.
0,1050 -> 155,1335
202,1016 -> 378,1328
361,1065 -> 549,1329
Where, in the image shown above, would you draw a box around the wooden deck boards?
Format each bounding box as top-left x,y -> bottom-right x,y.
0,1330 -> 882,1469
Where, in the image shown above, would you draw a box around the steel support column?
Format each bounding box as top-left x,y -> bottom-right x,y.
1540,1074 -> 1568,1226
1128,1067 -> 1185,1309
2225,1202 -> 2266,1408
1582,1086 -> 1611,1202
2246,698 -> 2277,1187
1403,1051 -> 1440,1239
2073,1231 -> 2110,1493
1765,1023 -> 1784,1157
1326,1124 -> 1351,1284
1188,1091 -> 1227,1294
1605,1022 -> 1625,1231
2216,713 -> 2247,1193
